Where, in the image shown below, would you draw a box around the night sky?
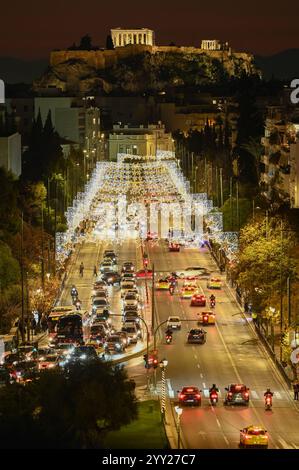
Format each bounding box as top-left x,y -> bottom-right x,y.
1,0 -> 298,59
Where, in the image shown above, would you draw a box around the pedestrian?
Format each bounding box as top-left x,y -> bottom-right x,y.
41,315 -> 48,332
293,380 -> 299,400
93,265 -> 98,277
79,262 -> 84,277
31,317 -> 37,336
244,302 -> 248,313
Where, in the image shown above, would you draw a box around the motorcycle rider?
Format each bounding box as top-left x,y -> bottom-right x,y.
209,383 -> 219,394
75,299 -> 82,311
264,388 -> 273,403
169,284 -> 175,295
165,328 -> 173,339
71,285 -> 78,297
210,294 -> 216,303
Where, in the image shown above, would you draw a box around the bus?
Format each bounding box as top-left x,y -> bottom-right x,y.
47,306 -> 74,342
55,313 -> 85,346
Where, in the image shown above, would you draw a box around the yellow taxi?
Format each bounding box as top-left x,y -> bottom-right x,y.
180,284 -> 198,299
207,277 -> 222,289
85,339 -> 105,357
198,311 -> 216,325
240,425 -> 268,449
155,278 -> 170,290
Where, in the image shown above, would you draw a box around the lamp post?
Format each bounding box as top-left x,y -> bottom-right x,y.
159,358 -> 168,421
175,406 -> 183,449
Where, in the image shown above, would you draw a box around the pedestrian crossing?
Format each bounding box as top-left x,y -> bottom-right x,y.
153,382 -> 290,401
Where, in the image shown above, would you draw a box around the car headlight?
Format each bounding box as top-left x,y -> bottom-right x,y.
115,343 -> 121,349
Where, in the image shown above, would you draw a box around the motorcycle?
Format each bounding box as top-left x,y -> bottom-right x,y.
210,391 -> 218,406
72,294 -> 78,305
210,299 -> 216,309
265,395 -> 272,411
75,301 -> 81,311
169,286 -> 174,296
165,334 -> 172,344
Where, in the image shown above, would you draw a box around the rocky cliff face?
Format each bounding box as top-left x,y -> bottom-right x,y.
33,46 -> 259,94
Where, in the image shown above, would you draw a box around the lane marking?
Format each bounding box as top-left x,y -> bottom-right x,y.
223,436 -> 229,446
251,390 -> 259,399
167,379 -> 175,398
194,353 -> 198,360
200,373 -> 203,378
203,382 -> 206,388
216,418 -> 221,428
197,364 -> 201,369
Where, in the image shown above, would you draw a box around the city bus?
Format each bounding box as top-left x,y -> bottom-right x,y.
47,306 -> 74,342
55,312 -> 86,346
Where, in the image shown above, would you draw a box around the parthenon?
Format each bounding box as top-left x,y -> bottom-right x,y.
110,28 -> 155,47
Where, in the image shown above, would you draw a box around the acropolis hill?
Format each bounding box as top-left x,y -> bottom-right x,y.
34,44 -> 259,94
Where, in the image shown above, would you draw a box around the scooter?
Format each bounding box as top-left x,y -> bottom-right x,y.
166,334 -> 172,344
210,299 -> 216,309
265,395 -> 272,411
169,286 -> 175,296
210,392 -> 218,406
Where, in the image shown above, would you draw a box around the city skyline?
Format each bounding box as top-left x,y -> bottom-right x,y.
1,0 -> 299,59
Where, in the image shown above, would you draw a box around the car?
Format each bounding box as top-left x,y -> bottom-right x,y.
3,352 -> 26,369
178,386 -> 202,406
123,292 -> 139,308
207,277 -> 222,289
68,345 -> 99,363
190,293 -> 206,307
18,345 -> 37,360
240,426 -> 268,448
121,323 -> 140,343
187,329 -> 207,344
169,242 -> 180,252
126,288 -> 140,300
167,316 -> 181,330
155,278 -> 170,290
100,259 -> 114,273
122,262 -> 135,273
198,311 -> 216,325
136,269 -> 153,279
90,323 -> 109,342
123,309 -> 140,323
93,280 -> 108,291
105,335 -> 126,353
93,308 -> 110,322
123,320 -> 142,337
180,285 -> 198,299
92,297 -> 109,312
121,282 -> 137,297
114,330 -> 130,347
85,339 -> 105,357
175,267 -> 210,280
224,384 -> 250,405
121,272 -> 136,281
103,250 -> 117,263
38,354 -> 60,370
53,344 -> 75,357
10,361 -> 39,383
101,271 -> 121,285
91,289 -> 108,300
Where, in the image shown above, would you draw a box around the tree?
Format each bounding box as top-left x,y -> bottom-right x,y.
0,361 -> 137,449
79,34 -> 92,50
106,35 -> 114,50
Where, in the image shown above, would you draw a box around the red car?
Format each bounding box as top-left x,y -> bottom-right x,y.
169,242 -> 180,252
136,269 -> 153,279
178,386 -> 202,406
190,294 -> 206,307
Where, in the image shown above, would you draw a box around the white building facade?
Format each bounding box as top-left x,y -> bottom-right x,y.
0,132 -> 22,177
201,39 -> 221,50
111,28 -> 155,47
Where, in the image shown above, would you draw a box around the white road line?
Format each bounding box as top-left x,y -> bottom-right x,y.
223,436 -> 229,446
278,437 -> 293,449
200,373 -> 203,378
194,353 -> 198,360
203,382 -> 206,388
216,419 -> 221,428
203,389 -> 209,398
251,390 -> 259,399
197,364 -> 201,369
275,391 -> 282,399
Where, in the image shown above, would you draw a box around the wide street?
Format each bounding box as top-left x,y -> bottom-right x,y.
57,235 -> 299,449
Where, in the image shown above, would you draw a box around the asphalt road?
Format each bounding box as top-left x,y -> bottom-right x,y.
56,236 -> 299,449
147,239 -> 299,449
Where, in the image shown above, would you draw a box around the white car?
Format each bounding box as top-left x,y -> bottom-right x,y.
100,260 -> 114,273
175,267 -> 210,279
123,292 -> 138,308
167,316 -> 182,330
121,281 -> 136,297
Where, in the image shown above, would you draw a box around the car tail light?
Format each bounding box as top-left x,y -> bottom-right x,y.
228,392 -> 232,396
179,393 -> 185,399
211,393 -> 217,398
244,392 -> 249,398
203,315 -> 208,321
195,394 -> 201,399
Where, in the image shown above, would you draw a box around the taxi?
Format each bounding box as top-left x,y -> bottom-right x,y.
198,311 -> 215,325
155,278 -> 170,290
85,339 -> 105,356
180,284 -> 198,299
239,425 -> 268,448
207,277 -> 222,289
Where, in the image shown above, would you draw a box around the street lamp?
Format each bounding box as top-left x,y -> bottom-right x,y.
174,406 -> 183,449
159,358 -> 168,421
